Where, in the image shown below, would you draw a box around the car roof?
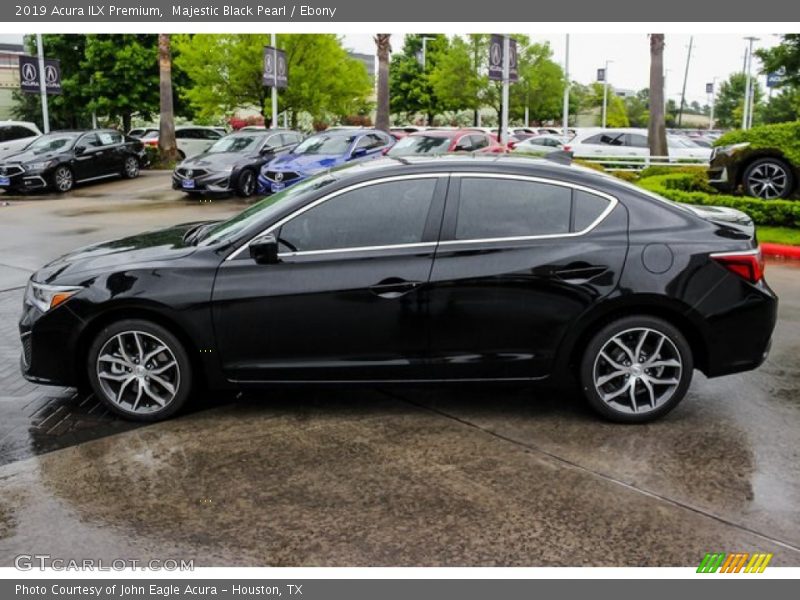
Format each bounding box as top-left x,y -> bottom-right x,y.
409,129 -> 484,138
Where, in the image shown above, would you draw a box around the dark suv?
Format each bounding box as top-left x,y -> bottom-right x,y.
20,157 -> 776,423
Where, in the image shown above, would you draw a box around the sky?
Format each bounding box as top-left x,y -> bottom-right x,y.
341,33 -> 782,106
0,32 -> 781,106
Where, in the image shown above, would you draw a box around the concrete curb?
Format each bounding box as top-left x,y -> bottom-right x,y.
762,243 -> 800,261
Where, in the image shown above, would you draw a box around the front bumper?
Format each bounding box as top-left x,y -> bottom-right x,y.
172,170 -> 233,194
256,171 -> 306,194
19,295 -> 85,387
0,168 -> 50,193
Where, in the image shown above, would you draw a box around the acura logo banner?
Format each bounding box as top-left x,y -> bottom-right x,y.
18,55 -> 62,94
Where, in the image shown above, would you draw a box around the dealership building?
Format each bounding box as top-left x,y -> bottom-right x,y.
0,42 -> 24,119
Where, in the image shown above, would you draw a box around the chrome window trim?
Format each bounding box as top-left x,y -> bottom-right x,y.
439,173 -> 618,246
225,171 -> 619,261
709,248 -> 761,258
225,173 -> 448,260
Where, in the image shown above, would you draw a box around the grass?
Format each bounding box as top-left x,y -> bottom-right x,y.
757,226 -> 800,246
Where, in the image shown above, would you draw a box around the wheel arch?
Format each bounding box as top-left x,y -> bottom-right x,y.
556,297 -> 710,381
74,304 -> 207,390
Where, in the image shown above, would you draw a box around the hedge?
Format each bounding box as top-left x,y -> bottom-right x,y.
715,121 -> 800,166
638,173 -> 800,228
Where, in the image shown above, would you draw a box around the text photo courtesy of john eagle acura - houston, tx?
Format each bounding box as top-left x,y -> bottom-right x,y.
0,13 -> 799,586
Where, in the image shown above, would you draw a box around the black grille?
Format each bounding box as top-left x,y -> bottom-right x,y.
176,168 -> 207,178
21,334 -> 31,368
266,171 -> 299,182
0,165 -> 23,177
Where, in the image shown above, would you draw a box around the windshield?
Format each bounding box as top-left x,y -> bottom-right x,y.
207,134 -> 265,154
142,131 -> 159,140
197,174 -> 338,246
293,134 -> 355,156
25,134 -> 79,154
388,135 -> 451,156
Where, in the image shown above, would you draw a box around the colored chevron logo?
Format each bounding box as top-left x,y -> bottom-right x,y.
697,552 -> 773,573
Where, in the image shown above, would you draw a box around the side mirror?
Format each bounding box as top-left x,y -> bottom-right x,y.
249,233 -> 280,265
351,147 -> 368,159
259,145 -> 274,155
74,145 -> 86,155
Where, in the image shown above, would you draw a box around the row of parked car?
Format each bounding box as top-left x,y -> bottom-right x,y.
1,120 -> 798,200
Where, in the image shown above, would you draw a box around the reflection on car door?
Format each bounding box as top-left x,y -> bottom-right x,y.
72,133 -> 112,180
96,130 -> 126,173
427,175 -> 628,379
212,176 -> 448,381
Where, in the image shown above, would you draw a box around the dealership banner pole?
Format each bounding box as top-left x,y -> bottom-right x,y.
500,35 -> 510,146
562,33 -> 570,141
271,33 -> 278,129
36,33 -> 50,134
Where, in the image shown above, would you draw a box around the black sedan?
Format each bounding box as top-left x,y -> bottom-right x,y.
709,142 -> 799,200
0,130 -> 145,193
172,129 -> 303,197
20,156 -> 776,423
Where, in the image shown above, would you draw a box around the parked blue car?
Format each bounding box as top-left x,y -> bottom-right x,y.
257,128 -> 395,194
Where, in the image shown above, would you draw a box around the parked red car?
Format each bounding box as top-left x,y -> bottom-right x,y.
386,129 -> 506,157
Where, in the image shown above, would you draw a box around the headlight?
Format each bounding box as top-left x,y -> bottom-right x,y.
25,281 -> 83,312
25,160 -> 56,171
717,142 -> 750,156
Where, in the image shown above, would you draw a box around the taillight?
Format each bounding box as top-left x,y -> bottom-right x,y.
711,249 -> 764,283
562,145 -> 571,152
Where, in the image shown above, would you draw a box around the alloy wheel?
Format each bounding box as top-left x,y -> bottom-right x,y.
54,167 -> 73,192
747,162 -> 789,199
96,330 -> 181,415
592,327 -> 682,415
124,156 -> 139,178
241,171 -> 255,196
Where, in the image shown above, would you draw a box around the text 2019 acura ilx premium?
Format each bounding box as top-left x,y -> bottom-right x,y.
19,156 -> 777,423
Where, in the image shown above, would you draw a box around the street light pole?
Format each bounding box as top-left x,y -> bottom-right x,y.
677,36 -> 694,127
708,76 -> 717,131
36,33 -> 49,134
601,60 -> 612,129
742,36 -> 759,131
562,34 -> 570,142
270,33 -> 278,129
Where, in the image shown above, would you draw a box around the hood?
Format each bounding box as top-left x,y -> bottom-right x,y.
34,222 -> 202,283
1,147 -> 67,165
269,153 -> 347,174
180,152 -> 255,171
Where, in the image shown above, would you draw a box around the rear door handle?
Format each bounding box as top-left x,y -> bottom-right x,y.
369,278 -> 423,299
552,266 -> 608,284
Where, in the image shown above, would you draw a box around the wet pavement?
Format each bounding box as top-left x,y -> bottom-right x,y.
0,175 -> 799,566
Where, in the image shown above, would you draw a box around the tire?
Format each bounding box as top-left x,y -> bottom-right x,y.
235,169 -> 256,197
122,155 -> 140,179
579,315 -> 693,423
53,165 -> 74,193
743,157 -> 794,200
87,319 -> 193,422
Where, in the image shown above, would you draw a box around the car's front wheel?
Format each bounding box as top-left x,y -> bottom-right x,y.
235,169 -> 256,197
122,155 -> 140,179
743,157 -> 794,200
87,319 -> 192,422
579,316 -> 693,423
53,165 -> 74,193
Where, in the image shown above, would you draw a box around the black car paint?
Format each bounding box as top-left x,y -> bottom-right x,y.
172,131 -> 300,195
20,157 -> 777,396
0,130 -> 145,193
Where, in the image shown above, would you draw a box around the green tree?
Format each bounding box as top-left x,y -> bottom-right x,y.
714,72 -> 764,128
626,89 -> 650,128
756,34 -> 800,88
83,34 -> 159,132
762,87 -> 800,123
429,36 -> 483,117
174,34 -> 371,127
510,42 -> 565,124
389,34 -> 448,124
588,82 -> 629,127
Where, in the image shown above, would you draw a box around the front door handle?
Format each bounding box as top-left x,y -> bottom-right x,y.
369,278 -> 423,299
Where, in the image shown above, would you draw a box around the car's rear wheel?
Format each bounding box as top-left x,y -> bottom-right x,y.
743,157 -> 794,200
235,169 -> 256,197
579,316 -> 693,423
122,155 -> 140,179
53,165 -> 73,193
87,319 -> 192,422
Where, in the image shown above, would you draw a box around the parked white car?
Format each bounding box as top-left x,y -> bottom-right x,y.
565,128 -> 711,162
512,134 -> 566,155
0,121 -> 41,159
141,126 -> 224,159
